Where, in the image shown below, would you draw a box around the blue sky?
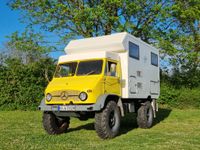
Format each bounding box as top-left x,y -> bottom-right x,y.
0,1 -> 64,59
0,1 -> 25,47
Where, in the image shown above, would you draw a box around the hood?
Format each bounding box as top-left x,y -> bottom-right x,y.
45,75 -> 103,93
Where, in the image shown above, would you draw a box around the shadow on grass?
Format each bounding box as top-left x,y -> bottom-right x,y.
67,108 -> 172,136
67,122 -> 94,133
153,108 -> 172,125
119,108 -> 172,136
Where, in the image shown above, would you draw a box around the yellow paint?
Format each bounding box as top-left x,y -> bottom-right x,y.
104,59 -> 121,95
45,58 -> 121,105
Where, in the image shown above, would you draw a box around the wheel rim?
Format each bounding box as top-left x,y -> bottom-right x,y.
55,117 -> 68,130
146,107 -> 152,124
109,110 -> 116,128
147,108 -> 150,120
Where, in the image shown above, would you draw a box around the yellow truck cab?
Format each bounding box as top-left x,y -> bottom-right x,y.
39,32 -> 159,139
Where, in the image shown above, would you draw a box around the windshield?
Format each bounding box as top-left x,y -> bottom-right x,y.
77,60 -> 103,76
54,60 -> 103,77
54,62 -> 77,77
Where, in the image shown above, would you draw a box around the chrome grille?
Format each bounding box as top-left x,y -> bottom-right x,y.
51,90 -> 80,101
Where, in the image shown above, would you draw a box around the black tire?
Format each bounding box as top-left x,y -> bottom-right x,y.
42,111 -> 70,134
137,101 -> 153,128
95,101 -> 121,139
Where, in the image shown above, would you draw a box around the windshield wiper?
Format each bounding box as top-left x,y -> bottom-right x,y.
85,70 -> 95,75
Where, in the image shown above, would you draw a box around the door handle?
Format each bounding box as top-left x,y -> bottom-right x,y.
118,78 -> 120,83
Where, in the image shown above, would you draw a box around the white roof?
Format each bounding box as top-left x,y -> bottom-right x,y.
64,32 -> 158,54
65,32 -> 126,54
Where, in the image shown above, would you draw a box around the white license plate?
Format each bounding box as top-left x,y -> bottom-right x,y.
58,105 -> 76,111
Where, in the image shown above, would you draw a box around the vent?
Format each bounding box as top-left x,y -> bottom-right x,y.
137,71 -> 142,77
137,82 -> 142,89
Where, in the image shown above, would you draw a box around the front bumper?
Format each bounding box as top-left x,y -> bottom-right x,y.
38,96 -> 107,112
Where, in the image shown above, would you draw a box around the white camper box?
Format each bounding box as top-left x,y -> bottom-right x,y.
64,32 -> 160,100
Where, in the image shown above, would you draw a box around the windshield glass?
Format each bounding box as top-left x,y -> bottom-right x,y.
77,60 -> 103,76
54,62 -> 77,77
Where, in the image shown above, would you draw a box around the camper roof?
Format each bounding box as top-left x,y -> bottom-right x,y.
65,32 -> 158,54
65,32 -> 127,54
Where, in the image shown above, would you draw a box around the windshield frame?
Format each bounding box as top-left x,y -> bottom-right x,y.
76,59 -> 104,76
54,59 -> 105,78
54,61 -> 78,78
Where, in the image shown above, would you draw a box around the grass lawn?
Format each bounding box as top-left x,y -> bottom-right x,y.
0,108 -> 200,150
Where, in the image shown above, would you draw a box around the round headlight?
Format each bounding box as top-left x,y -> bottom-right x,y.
79,92 -> 87,101
46,93 -> 52,102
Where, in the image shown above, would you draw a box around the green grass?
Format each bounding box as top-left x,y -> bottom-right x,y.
0,109 -> 200,150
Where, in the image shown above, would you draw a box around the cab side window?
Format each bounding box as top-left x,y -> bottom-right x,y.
105,61 -> 117,77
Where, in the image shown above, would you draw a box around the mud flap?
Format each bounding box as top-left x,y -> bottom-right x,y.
151,99 -> 158,118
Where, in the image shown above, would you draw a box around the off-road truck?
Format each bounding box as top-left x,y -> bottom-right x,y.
39,32 -> 159,139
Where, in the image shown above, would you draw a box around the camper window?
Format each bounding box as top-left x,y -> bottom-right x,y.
129,42 -> 139,60
151,52 -> 158,67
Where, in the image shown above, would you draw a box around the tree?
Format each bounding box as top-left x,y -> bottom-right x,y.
165,0 -> 200,88
174,0 -> 200,67
8,0 -> 200,88
6,30 -> 53,64
0,31 -> 56,110
9,0 -> 172,43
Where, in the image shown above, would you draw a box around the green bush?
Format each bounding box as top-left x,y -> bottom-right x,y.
0,57 -> 55,110
158,83 -> 200,109
158,83 -> 180,107
177,88 -> 200,109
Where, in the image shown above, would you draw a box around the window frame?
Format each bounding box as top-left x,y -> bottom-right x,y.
76,59 -> 103,76
105,60 -> 118,77
54,61 -> 77,78
151,52 -> 158,67
129,41 -> 140,60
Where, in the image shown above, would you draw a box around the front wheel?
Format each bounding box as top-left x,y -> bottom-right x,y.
95,101 -> 121,139
137,101 -> 153,128
42,111 -> 70,134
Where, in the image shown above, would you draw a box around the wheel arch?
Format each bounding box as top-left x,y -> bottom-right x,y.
96,94 -> 124,117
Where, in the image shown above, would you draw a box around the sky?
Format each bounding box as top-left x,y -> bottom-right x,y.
0,1 -> 64,59
0,1 -> 25,47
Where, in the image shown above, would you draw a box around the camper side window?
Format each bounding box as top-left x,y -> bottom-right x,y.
129,42 -> 139,60
151,52 -> 158,67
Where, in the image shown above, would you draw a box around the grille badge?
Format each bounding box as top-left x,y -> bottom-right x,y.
60,91 -> 68,100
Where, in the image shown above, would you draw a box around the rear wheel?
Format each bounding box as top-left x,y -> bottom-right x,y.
95,101 -> 121,139
137,101 -> 153,128
43,111 -> 70,134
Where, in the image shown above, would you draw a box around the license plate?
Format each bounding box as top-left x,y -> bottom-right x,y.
58,105 -> 76,111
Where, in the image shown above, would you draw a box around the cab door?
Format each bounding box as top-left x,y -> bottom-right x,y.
104,60 -> 121,96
